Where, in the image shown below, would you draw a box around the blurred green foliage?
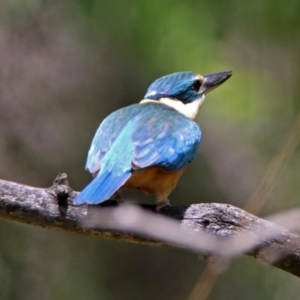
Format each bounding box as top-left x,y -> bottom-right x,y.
0,0 -> 300,299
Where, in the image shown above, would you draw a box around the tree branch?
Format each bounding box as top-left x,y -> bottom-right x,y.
0,174 -> 300,277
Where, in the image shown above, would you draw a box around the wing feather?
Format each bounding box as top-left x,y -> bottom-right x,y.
85,104 -> 148,174
131,104 -> 201,171
86,102 -> 201,176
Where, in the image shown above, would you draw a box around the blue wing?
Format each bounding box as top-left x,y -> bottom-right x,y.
85,104 -> 149,175
75,102 -> 201,205
131,105 -> 201,171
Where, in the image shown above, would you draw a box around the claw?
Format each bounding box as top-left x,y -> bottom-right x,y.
156,199 -> 171,211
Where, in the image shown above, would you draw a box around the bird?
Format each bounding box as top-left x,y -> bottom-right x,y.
74,70 -> 232,209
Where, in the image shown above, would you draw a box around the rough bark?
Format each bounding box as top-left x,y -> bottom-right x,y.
0,173 -> 300,277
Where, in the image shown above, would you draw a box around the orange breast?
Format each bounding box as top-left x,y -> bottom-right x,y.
123,166 -> 187,201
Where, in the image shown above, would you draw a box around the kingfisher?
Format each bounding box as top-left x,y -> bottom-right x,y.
74,70 -> 232,209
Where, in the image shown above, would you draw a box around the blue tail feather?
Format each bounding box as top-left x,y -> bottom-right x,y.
74,170 -> 131,205
75,118 -> 136,205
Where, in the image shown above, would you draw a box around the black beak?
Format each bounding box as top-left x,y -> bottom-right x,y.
200,71 -> 232,94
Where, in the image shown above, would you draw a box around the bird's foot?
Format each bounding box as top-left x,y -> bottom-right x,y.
111,191 -> 123,204
156,199 -> 171,212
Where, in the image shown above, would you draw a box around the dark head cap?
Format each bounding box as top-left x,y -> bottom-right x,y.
144,71 -> 232,103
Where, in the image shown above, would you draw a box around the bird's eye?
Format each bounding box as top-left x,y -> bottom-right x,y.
192,80 -> 201,92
